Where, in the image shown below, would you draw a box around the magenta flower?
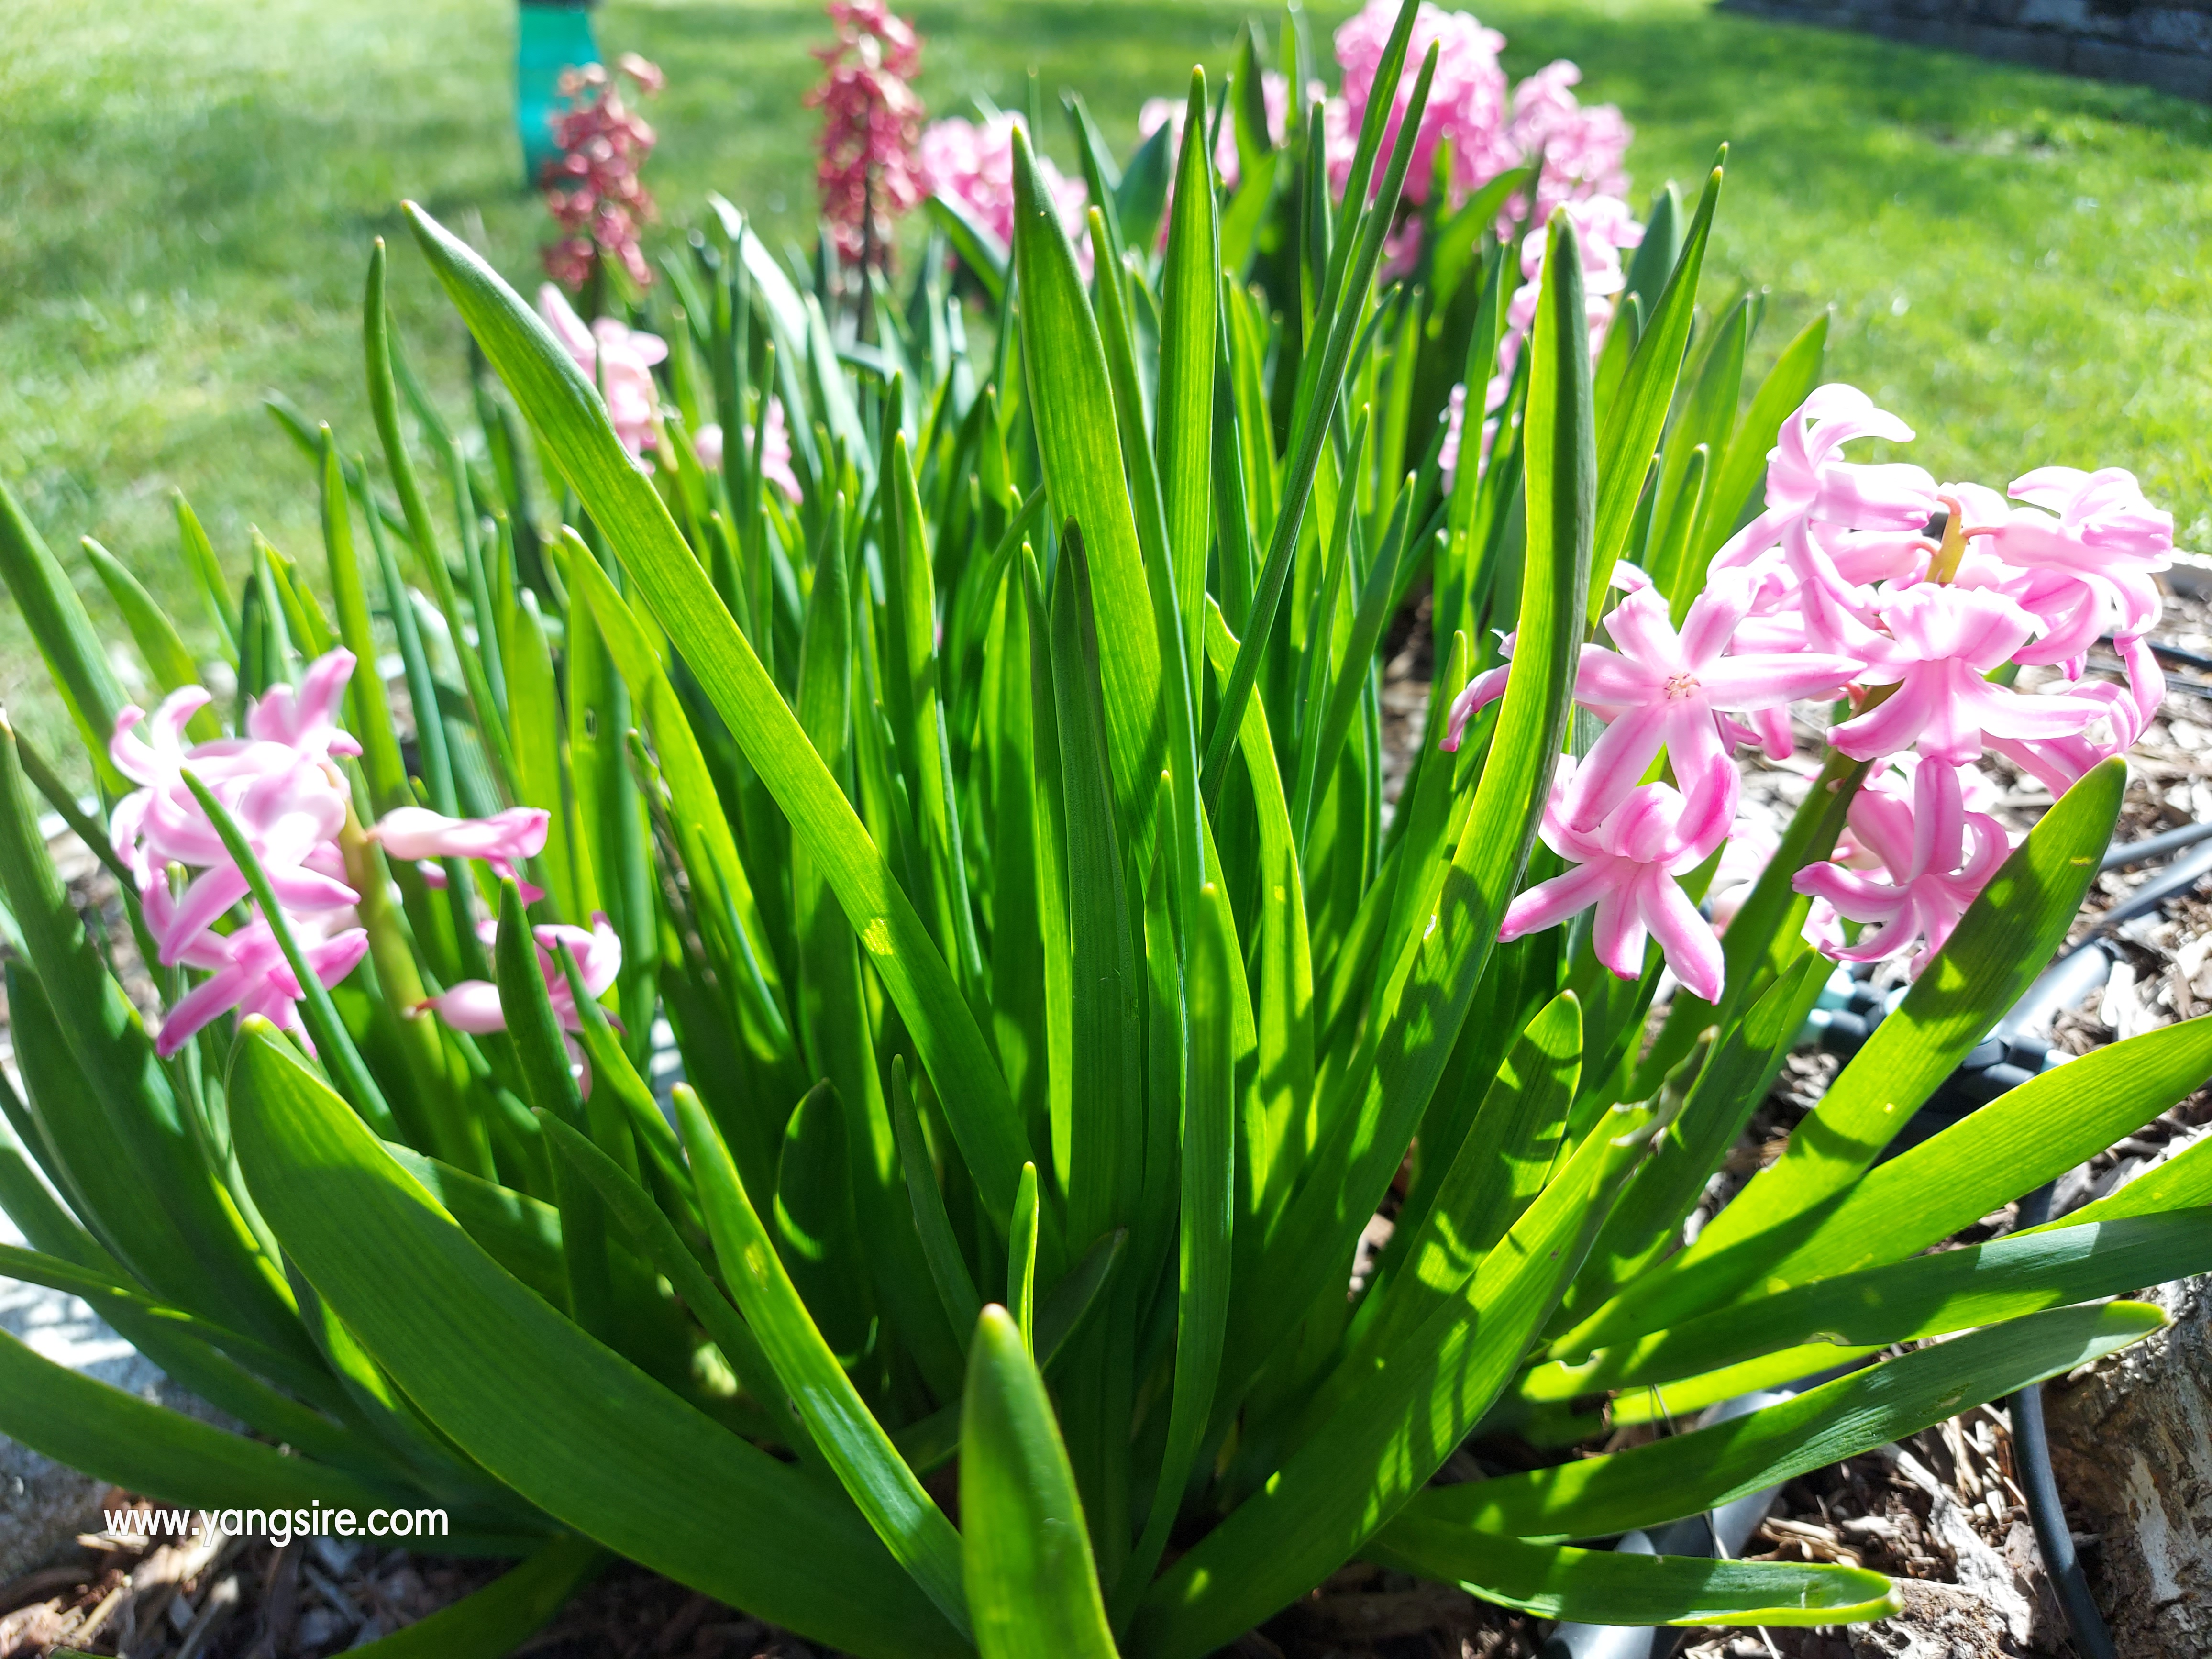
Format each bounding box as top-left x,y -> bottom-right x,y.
1561,573 -> 1858,829
918,112 -> 1088,269
1711,385 -> 1941,596
809,0 -> 926,269
539,56 -> 662,292
1792,757 -> 2009,975
1828,584 -> 2104,765
537,284 -> 667,461
152,914 -> 369,1060
419,915 -> 624,1095
1500,757 -> 1737,1000
1987,634 -> 2166,796
1332,0 -> 1518,207
1964,467 -> 2173,671
694,397 -> 803,502
370,806 -> 550,895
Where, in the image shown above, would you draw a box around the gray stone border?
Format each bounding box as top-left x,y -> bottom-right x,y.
1717,0 -> 2212,103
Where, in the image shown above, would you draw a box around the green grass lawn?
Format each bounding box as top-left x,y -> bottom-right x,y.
3,0 -> 2208,770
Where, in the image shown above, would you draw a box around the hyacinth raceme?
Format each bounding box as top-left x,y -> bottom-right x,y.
107,649 -> 568,1061
1444,380 -> 2173,989
694,399 -> 804,503
808,0 -> 926,269
918,112 -> 1090,270
538,284 -> 668,462
540,55 -> 664,293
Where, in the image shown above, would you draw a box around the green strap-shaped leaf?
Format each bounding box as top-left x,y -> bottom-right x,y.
1201,600 -> 1313,1248
227,1020 -> 968,1659
80,538 -> 211,723
1121,879 -> 1237,1618
1130,1074 -> 1681,1659
890,1055 -> 985,1344
173,491 -> 239,659
1561,1210 -> 2212,1399
925,194 -> 1009,304
1156,68 -> 1220,681
1009,1161 -> 1040,1353
1008,125 -> 1167,859
1722,1010 -> 2212,1296
1559,758 -> 2124,1359
343,1534 -> 606,1658
403,201 -> 1032,1232
318,430 -> 410,815
0,1319 -> 401,1517
675,1085 -> 971,1637
0,475 -> 129,789
1225,204 -> 1593,1399
1588,155 -> 1722,614
537,1110 -> 823,1473
1348,990 -> 1582,1383
962,1305 -> 1120,1659
1394,1301 -> 2162,1545
1697,309 -> 1827,569
1367,1526 -> 1897,1628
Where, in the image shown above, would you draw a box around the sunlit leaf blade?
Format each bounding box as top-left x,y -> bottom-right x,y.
961,1306 -> 1119,1659
1007,126 -> 1166,854
1563,758 -> 2124,1358
1561,1209 -> 2212,1398
1393,1301 -> 2162,1545
1132,1070 -> 1675,1659
401,200 -> 1034,1231
0,475 -> 129,788
1367,1527 -> 1898,1628
1589,154 -> 1723,614
1156,68 -> 1219,678
675,1086 -> 971,1635
228,1020 -> 969,1659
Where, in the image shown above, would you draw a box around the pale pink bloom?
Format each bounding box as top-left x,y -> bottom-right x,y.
421,915 -> 622,1036
151,907 -> 369,1060
1561,573 -> 1858,829
537,284 -> 667,460
1793,757 -> 2009,975
371,806 -> 549,888
1500,755 -> 1736,1000
1963,467 -> 2172,668
419,914 -> 624,1095
246,651 -> 364,765
694,397 -> 802,501
1711,385 -> 1941,597
1986,635 -> 2165,796
1332,0 -> 1520,206
1828,584 -> 2104,764
919,113 -> 1088,269
1506,61 -> 1632,223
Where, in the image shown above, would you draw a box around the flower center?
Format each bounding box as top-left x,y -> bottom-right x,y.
1662,671 -> 1702,701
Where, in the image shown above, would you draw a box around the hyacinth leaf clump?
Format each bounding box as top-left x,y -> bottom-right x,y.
1,2 -> 2209,1653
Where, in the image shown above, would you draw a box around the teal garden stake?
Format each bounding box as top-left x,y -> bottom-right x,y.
517,0 -> 600,183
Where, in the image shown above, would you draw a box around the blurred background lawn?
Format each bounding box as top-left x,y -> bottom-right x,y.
2,0 -> 2208,767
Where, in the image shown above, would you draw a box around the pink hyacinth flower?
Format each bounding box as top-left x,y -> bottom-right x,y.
693,396 -> 802,502
371,805 -> 550,896
1987,634 -> 2165,796
1499,753 -> 1737,1001
154,917 -> 370,1059
1711,385 -> 1941,595
537,284 -> 668,460
1980,466 -> 2172,663
1560,573 -> 1859,830
1829,584 -> 2104,765
421,914 -> 623,1037
1792,758 -> 2009,976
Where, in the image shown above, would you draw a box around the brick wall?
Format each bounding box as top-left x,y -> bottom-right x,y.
1716,0 -> 2212,101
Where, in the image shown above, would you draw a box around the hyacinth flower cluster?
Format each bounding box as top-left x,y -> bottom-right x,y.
1447,382 -> 2172,999
808,0 -> 926,270
539,53 -> 664,293
104,647 -> 614,1068
535,283 -> 800,497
